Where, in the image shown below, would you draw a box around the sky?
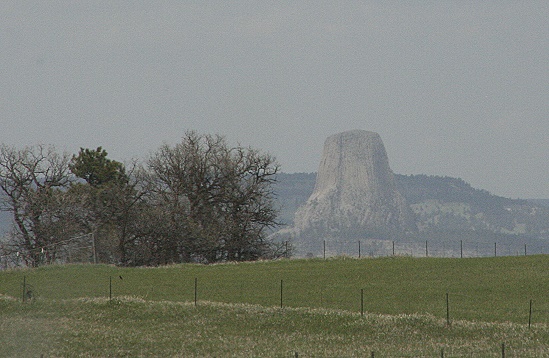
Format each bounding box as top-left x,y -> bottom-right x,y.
0,1 -> 547,199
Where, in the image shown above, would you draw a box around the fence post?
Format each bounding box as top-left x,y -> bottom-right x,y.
194,277 -> 197,307
524,244 -> 527,256
501,342 -> 505,357
494,242 -> 497,257
425,240 -> 428,257
446,292 -> 450,326
22,276 -> 26,303
529,299 -> 533,329
109,276 -> 112,302
361,289 -> 364,317
460,240 -> 463,258
392,241 -> 395,256
358,241 -> 361,259
280,279 -> 283,308
92,232 -> 97,264
323,240 -> 326,259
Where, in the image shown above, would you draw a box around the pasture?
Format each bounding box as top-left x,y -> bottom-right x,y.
2,256 -> 549,356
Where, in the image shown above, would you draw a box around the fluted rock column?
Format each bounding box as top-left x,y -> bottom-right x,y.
293,130 -> 415,238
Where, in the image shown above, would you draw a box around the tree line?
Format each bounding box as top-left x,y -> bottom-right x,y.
0,131 -> 285,267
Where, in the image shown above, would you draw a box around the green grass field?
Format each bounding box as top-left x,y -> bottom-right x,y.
2,256 -> 549,356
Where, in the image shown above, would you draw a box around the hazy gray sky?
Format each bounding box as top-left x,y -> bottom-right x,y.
1,1 -> 547,198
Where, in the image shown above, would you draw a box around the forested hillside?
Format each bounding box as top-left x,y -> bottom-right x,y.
529,199 -> 549,208
394,174 -> 526,207
272,172 -> 316,226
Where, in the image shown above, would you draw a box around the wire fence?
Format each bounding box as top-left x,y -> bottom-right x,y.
0,233 -> 95,269
292,238 -> 549,259
10,273 -> 548,357
3,235 -> 546,269
12,273 -> 549,324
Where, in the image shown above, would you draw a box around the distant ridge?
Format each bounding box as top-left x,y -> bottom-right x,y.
528,199 -> 549,208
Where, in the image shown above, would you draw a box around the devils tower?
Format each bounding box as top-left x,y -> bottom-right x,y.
292,130 -> 415,240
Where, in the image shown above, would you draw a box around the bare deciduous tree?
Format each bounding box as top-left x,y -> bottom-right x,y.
0,144 -> 74,266
143,131 -> 280,263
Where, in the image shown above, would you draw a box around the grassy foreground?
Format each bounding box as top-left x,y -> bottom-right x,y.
2,256 -> 549,356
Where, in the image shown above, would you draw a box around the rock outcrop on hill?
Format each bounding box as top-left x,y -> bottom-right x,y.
292,130 -> 415,239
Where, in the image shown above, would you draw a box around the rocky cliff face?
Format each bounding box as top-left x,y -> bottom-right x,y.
292,130 -> 415,239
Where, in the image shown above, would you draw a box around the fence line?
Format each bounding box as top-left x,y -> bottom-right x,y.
292,238 -> 549,259
13,274 -> 540,357
3,235 -> 547,269
0,233 -> 94,269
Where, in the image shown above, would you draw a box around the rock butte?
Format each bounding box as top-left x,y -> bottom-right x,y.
293,130 -> 415,239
